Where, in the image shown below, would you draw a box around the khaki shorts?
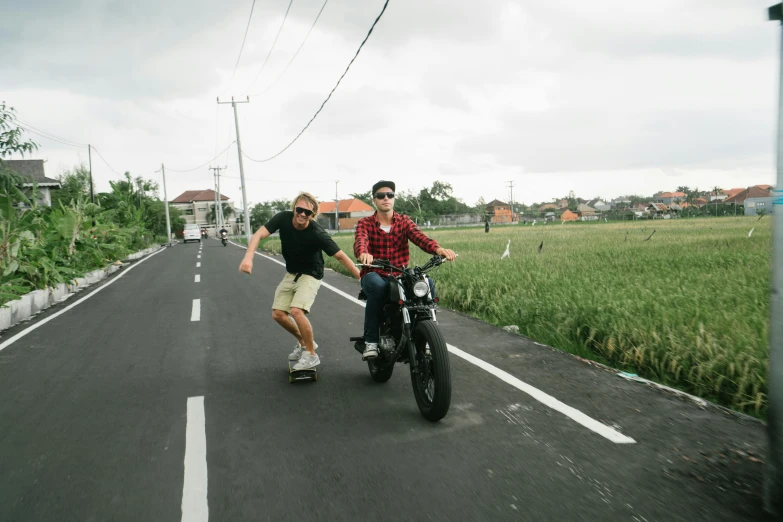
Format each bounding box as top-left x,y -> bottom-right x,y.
272,273 -> 322,314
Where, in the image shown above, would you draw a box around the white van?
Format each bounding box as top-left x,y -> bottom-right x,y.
183,224 -> 201,243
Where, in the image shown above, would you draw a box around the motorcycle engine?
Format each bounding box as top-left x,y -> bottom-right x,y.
379,335 -> 395,353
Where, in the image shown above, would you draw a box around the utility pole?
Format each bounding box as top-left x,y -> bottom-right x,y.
766,4 -> 783,517
209,165 -> 227,230
506,180 -> 515,221
218,96 -> 251,243
335,180 -> 339,232
161,163 -> 172,246
217,166 -> 223,229
213,169 -> 218,231
88,144 -> 94,204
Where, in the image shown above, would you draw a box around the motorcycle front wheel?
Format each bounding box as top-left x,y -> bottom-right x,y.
410,320 -> 451,422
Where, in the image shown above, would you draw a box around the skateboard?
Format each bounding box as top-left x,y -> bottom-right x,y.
288,359 -> 318,384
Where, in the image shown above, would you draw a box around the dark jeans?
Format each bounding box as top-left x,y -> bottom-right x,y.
361,272 -> 435,344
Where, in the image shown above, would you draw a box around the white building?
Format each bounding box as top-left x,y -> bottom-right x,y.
170,189 -> 235,232
3,159 -> 61,207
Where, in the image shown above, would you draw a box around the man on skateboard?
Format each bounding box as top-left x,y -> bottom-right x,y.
239,192 -> 361,371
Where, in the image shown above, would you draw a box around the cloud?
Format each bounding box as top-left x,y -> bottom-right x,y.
1,0 -> 778,210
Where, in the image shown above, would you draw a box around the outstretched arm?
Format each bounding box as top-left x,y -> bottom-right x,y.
239,226 -> 271,274
333,250 -> 361,279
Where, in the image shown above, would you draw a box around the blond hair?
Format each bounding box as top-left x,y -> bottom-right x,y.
291,192 -> 319,220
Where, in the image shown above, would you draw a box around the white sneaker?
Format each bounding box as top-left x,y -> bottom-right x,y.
289,341 -> 318,361
362,342 -> 379,360
293,351 -> 320,370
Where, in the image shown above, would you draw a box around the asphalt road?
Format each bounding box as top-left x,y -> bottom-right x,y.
0,238 -> 773,521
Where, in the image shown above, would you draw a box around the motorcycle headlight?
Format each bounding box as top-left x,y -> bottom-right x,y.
413,281 -> 429,298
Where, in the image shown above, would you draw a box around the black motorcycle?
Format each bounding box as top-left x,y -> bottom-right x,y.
351,255 -> 452,422
220,231 -> 228,246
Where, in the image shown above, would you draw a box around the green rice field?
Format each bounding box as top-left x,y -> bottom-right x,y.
258,217 -> 772,416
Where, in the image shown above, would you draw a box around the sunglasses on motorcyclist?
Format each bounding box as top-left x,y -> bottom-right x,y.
295,206 -> 314,217
374,192 -> 395,200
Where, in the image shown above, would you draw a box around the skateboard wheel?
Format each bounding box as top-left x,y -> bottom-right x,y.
313,373 -> 318,382
288,375 -> 294,384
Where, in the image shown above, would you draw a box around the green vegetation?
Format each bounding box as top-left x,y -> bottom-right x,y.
258,217 -> 772,415
0,102 -> 185,306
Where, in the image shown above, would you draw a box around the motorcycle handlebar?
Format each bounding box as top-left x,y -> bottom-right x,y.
354,254 -> 456,272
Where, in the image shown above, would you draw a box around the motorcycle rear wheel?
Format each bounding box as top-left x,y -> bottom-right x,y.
410,320 -> 451,422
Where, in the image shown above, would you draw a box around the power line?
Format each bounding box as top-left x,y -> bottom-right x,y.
242,0 -> 295,95
250,0 -> 329,97
221,173 -> 332,183
222,0 -> 257,96
90,146 -> 121,175
10,115 -> 88,148
167,141 -> 236,172
243,0 -> 390,163
16,124 -> 86,149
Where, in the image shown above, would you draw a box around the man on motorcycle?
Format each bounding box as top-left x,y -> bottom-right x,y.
239,192 -> 361,370
353,181 -> 456,360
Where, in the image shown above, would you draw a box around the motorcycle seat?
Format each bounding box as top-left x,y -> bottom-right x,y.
357,290 -> 367,301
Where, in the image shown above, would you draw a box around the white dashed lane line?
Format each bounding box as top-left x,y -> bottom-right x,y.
191,299 -> 201,322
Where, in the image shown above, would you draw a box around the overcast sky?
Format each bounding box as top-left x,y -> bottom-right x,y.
1,0 -> 779,207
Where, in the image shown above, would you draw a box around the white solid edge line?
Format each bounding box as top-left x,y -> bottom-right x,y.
191,299 -> 201,322
0,247 -> 167,353
229,241 -> 636,444
446,345 -> 635,444
195,274 -> 201,283
182,396 -> 208,522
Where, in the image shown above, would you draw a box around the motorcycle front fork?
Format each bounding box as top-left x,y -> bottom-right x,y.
402,309 -> 419,374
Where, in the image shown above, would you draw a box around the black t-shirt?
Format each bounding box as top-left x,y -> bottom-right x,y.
263,211 -> 341,280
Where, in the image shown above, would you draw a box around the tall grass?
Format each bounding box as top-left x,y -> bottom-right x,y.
259,217 -> 771,415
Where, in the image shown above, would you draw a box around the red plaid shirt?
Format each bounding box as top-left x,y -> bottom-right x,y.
354,212 -> 440,278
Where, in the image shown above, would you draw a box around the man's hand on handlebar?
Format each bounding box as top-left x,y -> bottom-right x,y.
358,253 -> 374,266
436,247 -> 457,262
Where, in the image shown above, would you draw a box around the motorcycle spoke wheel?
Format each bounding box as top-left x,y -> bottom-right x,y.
410,320 -> 451,422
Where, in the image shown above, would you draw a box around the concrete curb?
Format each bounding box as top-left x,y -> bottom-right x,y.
0,244 -> 163,333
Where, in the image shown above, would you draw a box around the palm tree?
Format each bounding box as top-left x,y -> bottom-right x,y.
208,202 -> 234,225
712,186 -> 722,217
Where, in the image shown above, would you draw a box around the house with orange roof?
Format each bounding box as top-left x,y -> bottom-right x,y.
317,198 -> 375,230
722,186 -> 771,206
536,203 -> 558,218
724,188 -> 745,199
171,189 -> 232,227
654,191 -> 687,204
560,209 -> 578,222
486,199 -> 515,223
724,186 -> 775,216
